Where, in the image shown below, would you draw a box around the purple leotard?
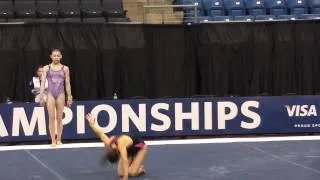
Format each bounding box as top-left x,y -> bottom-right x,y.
47,65 -> 65,98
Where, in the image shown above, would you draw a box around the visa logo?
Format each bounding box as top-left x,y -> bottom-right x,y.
285,105 -> 317,117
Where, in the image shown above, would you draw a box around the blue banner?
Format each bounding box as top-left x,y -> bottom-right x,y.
1,96 -> 320,143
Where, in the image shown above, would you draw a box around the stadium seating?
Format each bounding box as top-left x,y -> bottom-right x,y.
37,0 -> 59,19
234,15 -> 254,20
0,0 -> 14,21
224,0 -> 246,16
81,0 -> 102,18
1,0 -> 320,23
81,0 -> 105,23
265,0 -> 287,15
308,0 -> 320,14
255,14 -> 276,20
246,0 -> 266,16
275,14 -> 297,19
0,0 -> 128,23
300,13 -> 320,19
203,0 -> 225,16
102,0 -> 128,20
287,0 -> 308,15
175,0 -> 320,22
212,15 -> 233,21
14,0 -> 37,19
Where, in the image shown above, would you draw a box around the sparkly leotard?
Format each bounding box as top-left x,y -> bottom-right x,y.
47,65 -> 65,98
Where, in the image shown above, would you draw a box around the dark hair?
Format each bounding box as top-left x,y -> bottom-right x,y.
100,148 -> 120,165
34,64 -> 43,76
51,49 -> 62,54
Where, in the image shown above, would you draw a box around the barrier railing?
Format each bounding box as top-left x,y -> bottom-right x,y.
142,3 -> 198,24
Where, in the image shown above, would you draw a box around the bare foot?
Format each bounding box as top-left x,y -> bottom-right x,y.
128,166 -> 146,177
138,165 -> 146,175
139,165 -> 145,171
51,141 -> 56,147
56,141 -> 63,145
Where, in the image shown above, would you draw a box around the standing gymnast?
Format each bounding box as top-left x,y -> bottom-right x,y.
86,113 -> 148,180
39,49 -> 73,147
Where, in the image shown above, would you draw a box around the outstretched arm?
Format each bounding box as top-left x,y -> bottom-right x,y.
86,113 -> 111,146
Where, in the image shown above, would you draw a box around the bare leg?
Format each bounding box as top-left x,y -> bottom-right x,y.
55,93 -> 65,145
128,145 -> 148,176
46,93 -> 56,146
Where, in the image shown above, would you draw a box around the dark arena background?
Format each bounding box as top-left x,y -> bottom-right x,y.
1,0 -> 320,180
